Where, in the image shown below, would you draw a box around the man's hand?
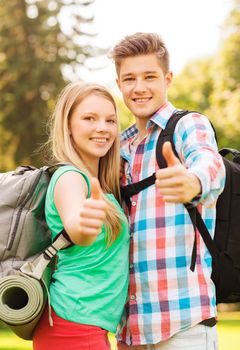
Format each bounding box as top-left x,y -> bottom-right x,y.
79,177 -> 107,237
155,141 -> 201,203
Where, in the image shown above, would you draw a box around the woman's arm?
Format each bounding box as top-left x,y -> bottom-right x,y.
54,171 -> 107,246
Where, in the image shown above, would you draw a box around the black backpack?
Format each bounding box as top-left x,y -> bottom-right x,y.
121,110 -> 240,304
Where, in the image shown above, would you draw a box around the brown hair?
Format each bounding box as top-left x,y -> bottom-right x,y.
46,81 -> 125,245
109,32 -> 170,75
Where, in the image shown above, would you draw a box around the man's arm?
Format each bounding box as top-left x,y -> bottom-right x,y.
155,141 -> 201,203
155,112 -> 226,206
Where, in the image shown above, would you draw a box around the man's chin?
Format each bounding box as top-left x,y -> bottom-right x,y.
134,110 -> 155,119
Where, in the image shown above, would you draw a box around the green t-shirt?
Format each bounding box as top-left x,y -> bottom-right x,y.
45,165 -> 130,333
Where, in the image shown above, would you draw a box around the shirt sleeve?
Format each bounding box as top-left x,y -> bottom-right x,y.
173,112 -> 226,207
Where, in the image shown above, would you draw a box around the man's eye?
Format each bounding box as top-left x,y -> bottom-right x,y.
146,75 -> 155,80
122,77 -> 134,82
107,119 -> 116,123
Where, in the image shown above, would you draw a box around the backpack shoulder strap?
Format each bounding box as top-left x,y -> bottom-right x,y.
120,110 -> 191,201
156,109 -> 220,271
20,229 -> 72,280
156,110 -> 190,169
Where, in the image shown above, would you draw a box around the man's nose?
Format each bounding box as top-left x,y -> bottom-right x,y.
133,78 -> 147,92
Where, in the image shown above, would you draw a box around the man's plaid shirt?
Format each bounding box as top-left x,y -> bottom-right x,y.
118,102 -> 226,346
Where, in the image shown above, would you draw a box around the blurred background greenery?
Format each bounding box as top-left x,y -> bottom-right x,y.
0,0 -> 240,349
0,0 -> 239,171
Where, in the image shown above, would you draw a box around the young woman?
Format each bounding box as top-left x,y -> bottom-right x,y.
33,82 -> 129,350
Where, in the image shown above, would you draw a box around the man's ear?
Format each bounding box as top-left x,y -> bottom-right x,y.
165,71 -> 173,87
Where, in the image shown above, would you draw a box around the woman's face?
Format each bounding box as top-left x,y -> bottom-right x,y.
69,93 -> 118,168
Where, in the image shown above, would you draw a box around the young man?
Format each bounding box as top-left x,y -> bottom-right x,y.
109,33 -> 226,350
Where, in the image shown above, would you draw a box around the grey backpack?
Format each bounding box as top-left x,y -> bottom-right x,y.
0,165 -> 72,339
0,165 -> 71,279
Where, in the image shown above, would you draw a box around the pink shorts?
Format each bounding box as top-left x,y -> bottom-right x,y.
33,307 -> 111,350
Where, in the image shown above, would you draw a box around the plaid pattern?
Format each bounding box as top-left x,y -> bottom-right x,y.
119,102 -> 226,346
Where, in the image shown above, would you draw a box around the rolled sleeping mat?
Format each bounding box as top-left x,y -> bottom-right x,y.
0,268 -> 51,340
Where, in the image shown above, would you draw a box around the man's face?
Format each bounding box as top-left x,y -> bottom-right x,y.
117,54 -> 172,121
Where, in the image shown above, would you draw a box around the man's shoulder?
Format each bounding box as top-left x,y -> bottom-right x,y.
121,124 -> 137,142
172,110 -> 212,132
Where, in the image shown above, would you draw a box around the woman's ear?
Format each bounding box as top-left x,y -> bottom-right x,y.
68,122 -> 72,136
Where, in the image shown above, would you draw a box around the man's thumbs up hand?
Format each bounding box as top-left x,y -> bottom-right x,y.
155,142 -> 201,203
162,141 -> 180,167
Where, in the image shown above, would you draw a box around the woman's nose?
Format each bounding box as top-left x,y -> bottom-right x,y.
95,121 -> 108,132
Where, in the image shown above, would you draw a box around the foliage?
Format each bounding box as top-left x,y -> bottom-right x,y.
206,1 -> 240,150
0,0 -> 239,168
0,0 -> 100,170
115,96 -> 135,131
169,0 -> 240,150
169,58 -> 214,112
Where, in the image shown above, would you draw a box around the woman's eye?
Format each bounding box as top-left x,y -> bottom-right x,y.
84,116 -> 94,121
107,119 -> 116,123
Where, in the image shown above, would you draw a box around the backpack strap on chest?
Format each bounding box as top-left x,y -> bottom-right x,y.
155,110 -> 190,168
120,110 -> 190,204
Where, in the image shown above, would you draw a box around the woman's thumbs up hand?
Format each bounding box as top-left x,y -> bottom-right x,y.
78,177 -> 107,242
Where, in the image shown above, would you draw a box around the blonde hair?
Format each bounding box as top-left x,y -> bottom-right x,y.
109,32 -> 170,75
47,81 -> 124,245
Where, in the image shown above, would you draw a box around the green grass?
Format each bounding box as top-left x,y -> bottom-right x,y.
0,328 -> 32,350
1,314 -> 240,350
217,321 -> 240,349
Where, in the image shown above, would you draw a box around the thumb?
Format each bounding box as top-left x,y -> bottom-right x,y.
90,177 -> 103,200
162,141 -> 180,167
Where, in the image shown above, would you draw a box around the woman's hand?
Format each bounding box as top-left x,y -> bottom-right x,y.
54,173 -> 108,246
78,177 -> 107,238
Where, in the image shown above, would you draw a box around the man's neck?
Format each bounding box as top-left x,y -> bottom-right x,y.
135,118 -> 149,140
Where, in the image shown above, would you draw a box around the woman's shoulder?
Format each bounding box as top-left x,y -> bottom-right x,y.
51,164 -> 89,180
48,165 -> 91,196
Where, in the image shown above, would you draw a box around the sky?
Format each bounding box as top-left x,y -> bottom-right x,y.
75,0 -> 232,92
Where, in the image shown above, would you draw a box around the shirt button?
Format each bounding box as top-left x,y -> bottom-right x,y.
132,201 -> 137,206
130,294 -> 136,300
130,263 -> 134,269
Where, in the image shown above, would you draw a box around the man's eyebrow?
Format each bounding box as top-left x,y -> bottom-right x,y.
121,73 -> 133,78
144,70 -> 158,74
121,70 -> 158,77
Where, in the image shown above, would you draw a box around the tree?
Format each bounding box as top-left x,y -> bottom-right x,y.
169,58 -> 214,112
169,0 -> 240,149
0,0 -> 99,170
115,97 -> 135,131
206,0 -> 240,149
